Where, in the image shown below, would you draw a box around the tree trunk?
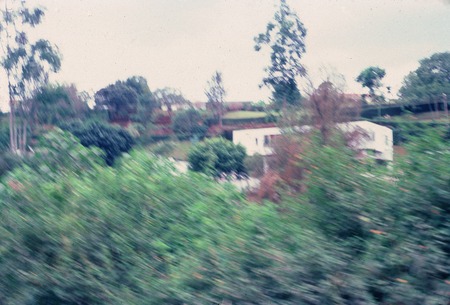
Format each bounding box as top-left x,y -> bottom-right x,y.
8,100 -> 16,153
21,120 -> 27,154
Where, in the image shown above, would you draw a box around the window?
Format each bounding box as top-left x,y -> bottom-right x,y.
264,135 -> 270,146
255,138 -> 258,146
385,135 -> 389,145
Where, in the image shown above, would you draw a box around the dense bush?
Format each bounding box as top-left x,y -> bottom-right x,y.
222,114 -> 276,126
188,137 -> 247,177
0,128 -> 448,304
244,153 -> 265,178
369,119 -> 450,144
0,152 -> 21,178
0,148 -> 250,305
61,121 -> 134,165
33,84 -> 90,125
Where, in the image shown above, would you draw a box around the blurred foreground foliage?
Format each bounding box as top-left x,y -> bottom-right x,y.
0,128 -> 448,304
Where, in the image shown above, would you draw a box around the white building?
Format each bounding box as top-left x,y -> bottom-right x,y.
232,127 -> 281,156
337,121 -> 393,162
232,121 -> 393,162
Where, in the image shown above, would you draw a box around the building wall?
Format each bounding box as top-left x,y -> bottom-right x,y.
232,127 -> 281,156
337,121 -> 393,161
232,121 -> 393,161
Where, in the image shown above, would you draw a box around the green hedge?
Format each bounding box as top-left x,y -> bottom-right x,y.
369,119 -> 450,145
222,114 -> 277,125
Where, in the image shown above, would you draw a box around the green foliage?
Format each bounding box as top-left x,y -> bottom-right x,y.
0,152 -> 21,178
0,150 -> 249,305
0,126 -> 448,304
172,108 -> 207,140
125,76 -> 157,125
0,0 -> 61,154
95,75 -> 156,124
26,128 -> 105,175
244,153 -> 265,178
356,66 -> 386,96
1,4 -> 61,99
61,121 -> 134,165
95,81 -> 139,122
399,52 -> 450,105
33,84 -> 89,125
0,123 -> 10,153
272,78 -> 302,109
147,140 -> 175,156
358,129 -> 450,304
255,0 -> 307,108
188,137 -> 246,177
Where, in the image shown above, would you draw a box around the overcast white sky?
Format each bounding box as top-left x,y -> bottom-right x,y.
1,0 -> 450,110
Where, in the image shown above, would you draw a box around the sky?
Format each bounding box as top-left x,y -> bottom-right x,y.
1,0 -> 450,111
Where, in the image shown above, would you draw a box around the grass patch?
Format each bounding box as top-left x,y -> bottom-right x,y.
147,140 -> 193,161
223,111 -> 267,119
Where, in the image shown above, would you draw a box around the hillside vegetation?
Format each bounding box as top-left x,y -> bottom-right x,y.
0,128 -> 448,304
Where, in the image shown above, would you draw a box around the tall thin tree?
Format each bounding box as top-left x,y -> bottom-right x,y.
205,71 -> 226,128
255,0 -> 307,109
0,0 -> 61,154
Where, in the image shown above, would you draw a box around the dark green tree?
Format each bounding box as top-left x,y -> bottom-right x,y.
188,137 -> 246,178
61,121 -> 134,165
356,66 -> 386,97
94,81 -> 139,123
0,0 -> 61,154
172,108 -> 207,140
125,76 -> 157,125
399,52 -> 450,109
356,66 -> 386,116
254,0 -> 307,109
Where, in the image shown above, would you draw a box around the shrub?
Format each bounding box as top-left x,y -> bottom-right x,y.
244,153 -> 265,178
0,152 -> 21,178
61,121 -> 134,165
188,137 -> 247,177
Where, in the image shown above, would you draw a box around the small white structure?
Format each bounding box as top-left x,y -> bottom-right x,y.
337,121 -> 393,162
232,121 -> 393,162
232,127 -> 281,156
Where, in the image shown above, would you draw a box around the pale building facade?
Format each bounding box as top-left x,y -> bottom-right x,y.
232,121 -> 393,162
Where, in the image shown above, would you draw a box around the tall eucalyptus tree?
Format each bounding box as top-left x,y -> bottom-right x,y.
0,0 -> 61,154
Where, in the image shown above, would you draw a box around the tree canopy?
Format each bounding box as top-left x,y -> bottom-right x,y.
125,76 -> 157,124
356,66 -> 386,97
172,108 -> 207,140
32,84 -> 89,125
399,52 -> 450,106
94,81 -> 139,123
61,121 -> 134,165
0,0 -> 61,154
255,0 -> 307,109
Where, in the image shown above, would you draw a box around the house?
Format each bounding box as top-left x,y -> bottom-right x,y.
232,121 -> 393,162
232,127 -> 281,156
337,121 -> 393,162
